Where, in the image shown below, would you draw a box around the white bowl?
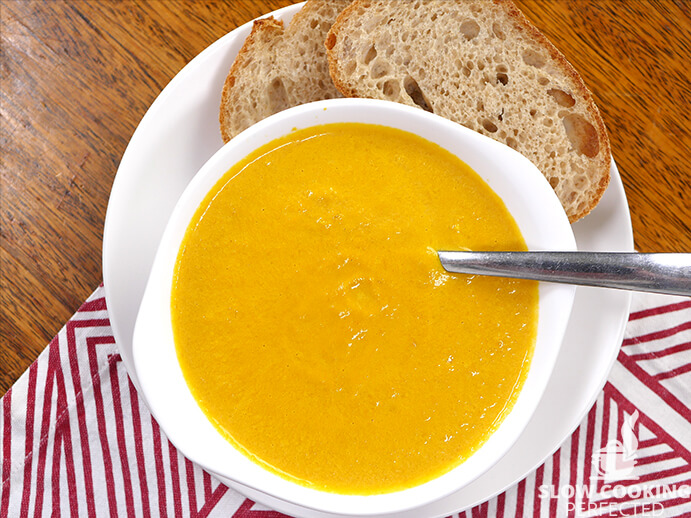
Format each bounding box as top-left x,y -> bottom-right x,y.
133,98 -> 577,516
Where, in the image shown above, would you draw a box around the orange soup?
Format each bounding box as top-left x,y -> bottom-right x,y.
171,123 -> 538,494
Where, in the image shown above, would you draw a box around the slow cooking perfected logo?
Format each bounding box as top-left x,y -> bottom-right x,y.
591,410 -> 639,481
540,409 -> 691,516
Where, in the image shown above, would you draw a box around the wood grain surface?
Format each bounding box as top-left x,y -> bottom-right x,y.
1,0 -> 689,396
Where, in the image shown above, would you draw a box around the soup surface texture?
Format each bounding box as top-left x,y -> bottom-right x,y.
172,123 -> 538,494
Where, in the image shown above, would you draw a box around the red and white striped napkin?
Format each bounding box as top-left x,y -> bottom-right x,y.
1,287 -> 690,517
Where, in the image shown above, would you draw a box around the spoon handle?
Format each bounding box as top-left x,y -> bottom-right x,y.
437,252 -> 691,296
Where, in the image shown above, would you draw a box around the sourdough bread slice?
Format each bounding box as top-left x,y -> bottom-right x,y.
219,0 -> 350,142
325,0 -> 611,222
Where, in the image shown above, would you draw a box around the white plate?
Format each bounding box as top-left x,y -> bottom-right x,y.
102,3 -> 633,516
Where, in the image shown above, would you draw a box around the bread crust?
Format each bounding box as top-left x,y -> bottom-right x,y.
326,0 -> 611,222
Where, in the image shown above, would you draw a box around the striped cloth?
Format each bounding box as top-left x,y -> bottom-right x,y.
1,287 -> 690,517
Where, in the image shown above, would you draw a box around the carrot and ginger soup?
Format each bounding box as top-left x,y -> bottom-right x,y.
172,123 -> 538,494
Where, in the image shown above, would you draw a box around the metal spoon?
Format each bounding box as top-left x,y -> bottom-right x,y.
437,252 -> 691,296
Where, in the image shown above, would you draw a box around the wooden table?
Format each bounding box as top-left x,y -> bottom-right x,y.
1,0 -> 689,396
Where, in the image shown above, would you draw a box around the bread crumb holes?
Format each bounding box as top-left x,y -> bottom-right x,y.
370,58 -> 392,79
363,45 -> 377,65
460,20 -> 480,40
482,119 -> 498,132
522,49 -> 546,68
381,79 -> 399,97
547,88 -> 576,107
492,22 -> 506,40
404,75 -> 433,112
562,114 -> 599,157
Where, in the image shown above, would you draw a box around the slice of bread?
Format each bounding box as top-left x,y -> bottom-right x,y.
326,0 -> 611,222
219,0 -> 350,143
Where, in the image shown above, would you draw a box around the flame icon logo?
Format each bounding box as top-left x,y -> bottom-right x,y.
591,410 -> 639,481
